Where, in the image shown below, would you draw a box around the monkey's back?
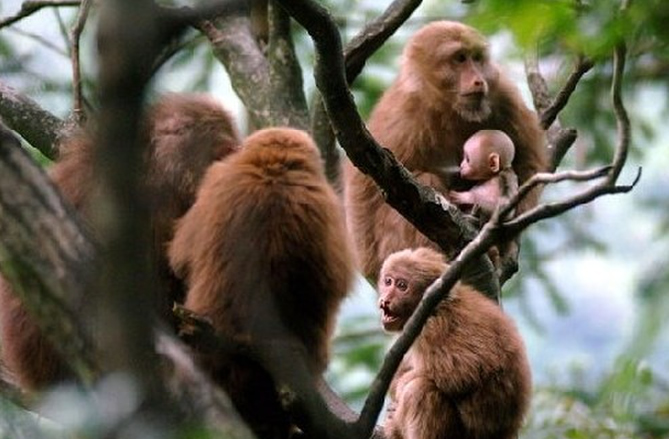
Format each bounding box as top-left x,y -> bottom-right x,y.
173,129 -> 354,371
170,129 -> 354,439
417,286 -> 532,439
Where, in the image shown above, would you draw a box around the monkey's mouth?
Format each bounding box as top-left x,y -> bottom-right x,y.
380,309 -> 404,332
456,93 -> 491,122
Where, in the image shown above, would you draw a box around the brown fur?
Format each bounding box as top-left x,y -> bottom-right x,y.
344,21 -> 547,280
379,248 -> 532,439
0,93 -> 240,392
168,127 -> 355,439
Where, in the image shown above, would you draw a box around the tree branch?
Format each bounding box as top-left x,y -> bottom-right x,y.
0,123 -> 98,386
69,0 -> 93,123
525,53 -> 583,171
0,81 -> 65,159
311,0 -> 423,184
540,55 -> 594,130
266,0 -> 309,128
198,16 -> 270,129
0,0 -> 80,29
155,331 -> 256,439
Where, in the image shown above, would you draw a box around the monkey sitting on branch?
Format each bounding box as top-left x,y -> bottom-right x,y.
377,247 -> 532,439
169,127 -> 355,439
449,129 -> 519,220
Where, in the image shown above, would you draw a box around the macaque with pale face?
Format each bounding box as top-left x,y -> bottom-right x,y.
378,247 -> 532,439
449,129 -> 518,218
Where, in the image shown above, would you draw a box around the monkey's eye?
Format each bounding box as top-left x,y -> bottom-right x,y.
472,52 -> 484,63
397,279 -> 408,292
384,277 -> 393,287
453,51 -> 467,64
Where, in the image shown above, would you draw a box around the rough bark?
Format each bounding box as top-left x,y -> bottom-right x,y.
0,81 -> 65,160
0,123 -> 98,385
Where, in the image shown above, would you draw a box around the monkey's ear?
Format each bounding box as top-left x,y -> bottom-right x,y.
488,153 -> 500,173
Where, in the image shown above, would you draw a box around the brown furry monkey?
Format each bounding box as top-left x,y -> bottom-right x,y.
168,127 -> 355,439
344,21 -> 547,281
378,247 -> 532,439
0,93 -> 240,392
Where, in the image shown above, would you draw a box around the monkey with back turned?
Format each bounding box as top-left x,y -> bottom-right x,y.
169,127 -> 356,439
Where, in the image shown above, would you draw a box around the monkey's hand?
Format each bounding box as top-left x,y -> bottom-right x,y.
448,190 -> 473,207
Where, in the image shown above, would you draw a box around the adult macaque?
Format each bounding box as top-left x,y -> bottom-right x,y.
449,129 -> 518,219
168,128 -> 355,439
344,20 -> 547,281
378,247 -> 532,439
0,93 -> 240,392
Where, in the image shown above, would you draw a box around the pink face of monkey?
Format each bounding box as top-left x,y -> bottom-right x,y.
459,136 -> 498,181
377,248 -> 448,332
378,267 -> 423,332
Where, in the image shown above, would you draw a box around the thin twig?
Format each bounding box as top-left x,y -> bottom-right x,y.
608,43 -> 630,183
70,0 -> 93,123
0,0 -> 80,29
5,27 -> 68,57
540,55 -> 594,129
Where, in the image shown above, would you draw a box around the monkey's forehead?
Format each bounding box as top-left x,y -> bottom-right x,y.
408,21 -> 488,50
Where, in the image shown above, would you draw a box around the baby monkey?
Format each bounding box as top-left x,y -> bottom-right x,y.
449,129 -> 519,219
378,247 -> 531,439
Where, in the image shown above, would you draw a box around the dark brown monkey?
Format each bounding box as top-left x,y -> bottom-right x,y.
344,20 -> 547,281
378,247 -> 532,439
0,93 -> 240,392
168,127 -> 355,439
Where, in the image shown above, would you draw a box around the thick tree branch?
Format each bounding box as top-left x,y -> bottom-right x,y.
311,0 -> 423,184
155,331 -> 256,439
0,81 -> 65,159
196,0 -> 309,130
0,123 -> 98,386
91,0 -> 197,430
266,1 -> 309,128
199,16 -> 270,129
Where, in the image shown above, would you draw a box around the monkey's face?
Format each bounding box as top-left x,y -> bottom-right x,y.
378,272 -> 423,332
460,139 -> 497,181
447,47 -> 496,123
407,22 -> 499,123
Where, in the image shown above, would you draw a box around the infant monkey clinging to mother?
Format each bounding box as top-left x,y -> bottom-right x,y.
448,129 -> 519,220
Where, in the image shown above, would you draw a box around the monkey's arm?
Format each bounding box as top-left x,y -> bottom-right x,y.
449,178 -> 502,217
